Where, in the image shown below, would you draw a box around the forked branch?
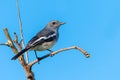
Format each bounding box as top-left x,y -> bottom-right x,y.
3,28 -> 26,65
3,28 -> 34,80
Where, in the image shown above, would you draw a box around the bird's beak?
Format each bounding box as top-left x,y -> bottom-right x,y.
60,22 -> 66,25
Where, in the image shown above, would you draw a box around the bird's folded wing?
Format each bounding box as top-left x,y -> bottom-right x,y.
26,30 -> 56,48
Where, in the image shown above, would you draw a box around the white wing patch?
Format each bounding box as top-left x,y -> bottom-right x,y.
31,32 -> 56,45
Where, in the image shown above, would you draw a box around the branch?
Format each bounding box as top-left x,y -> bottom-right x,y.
3,28 -> 26,63
3,28 -> 35,80
16,0 -> 24,42
29,46 -> 90,66
16,0 -> 29,63
3,28 -> 19,54
14,32 -> 22,51
0,42 -> 9,46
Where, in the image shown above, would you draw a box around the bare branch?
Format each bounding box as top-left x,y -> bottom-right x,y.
50,46 -> 90,57
29,46 -> 90,66
3,28 -> 35,80
3,28 -> 27,66
13,32 -> 22,51
0,42 -> 9,46
16,0 -> 24,42
16,0 -> 29,63
4,28 -> 18,54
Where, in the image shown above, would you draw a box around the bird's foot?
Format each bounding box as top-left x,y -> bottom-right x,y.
47,49 -> 54,57
47,49 -> 53,53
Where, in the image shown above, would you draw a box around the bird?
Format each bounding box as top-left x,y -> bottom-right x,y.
11,20 -> 65,60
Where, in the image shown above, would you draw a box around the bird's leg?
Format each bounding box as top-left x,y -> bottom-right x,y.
34,50 -> 40,64
47,49 -> 54,57
47,49 -> 53,52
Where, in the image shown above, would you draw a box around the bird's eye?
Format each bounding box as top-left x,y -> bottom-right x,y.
52,22 -> 56,25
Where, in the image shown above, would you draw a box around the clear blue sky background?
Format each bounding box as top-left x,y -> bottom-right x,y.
0,0 -> 120,80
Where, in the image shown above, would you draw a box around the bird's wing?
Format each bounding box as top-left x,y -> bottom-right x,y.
26,29 -> 57,48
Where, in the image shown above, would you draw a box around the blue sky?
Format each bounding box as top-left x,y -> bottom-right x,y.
0,0 -> 120,80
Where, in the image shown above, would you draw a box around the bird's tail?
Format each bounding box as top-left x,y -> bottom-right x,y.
11,48 -> 29,60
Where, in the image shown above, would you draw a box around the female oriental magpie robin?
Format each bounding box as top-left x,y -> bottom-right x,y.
11,20 -> 65,60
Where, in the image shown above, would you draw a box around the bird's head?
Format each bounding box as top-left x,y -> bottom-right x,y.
46,20 -> 65,30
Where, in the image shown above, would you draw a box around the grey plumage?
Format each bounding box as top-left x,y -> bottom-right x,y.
11,20 -> 65,60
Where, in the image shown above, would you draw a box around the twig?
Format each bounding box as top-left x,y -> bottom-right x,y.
16,0 -> 24,44
0,42 -> 9,46
50,46 -> 90,57
29,46 -> 90,66
13,32 -> 22,51
16,0 -> 29,63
